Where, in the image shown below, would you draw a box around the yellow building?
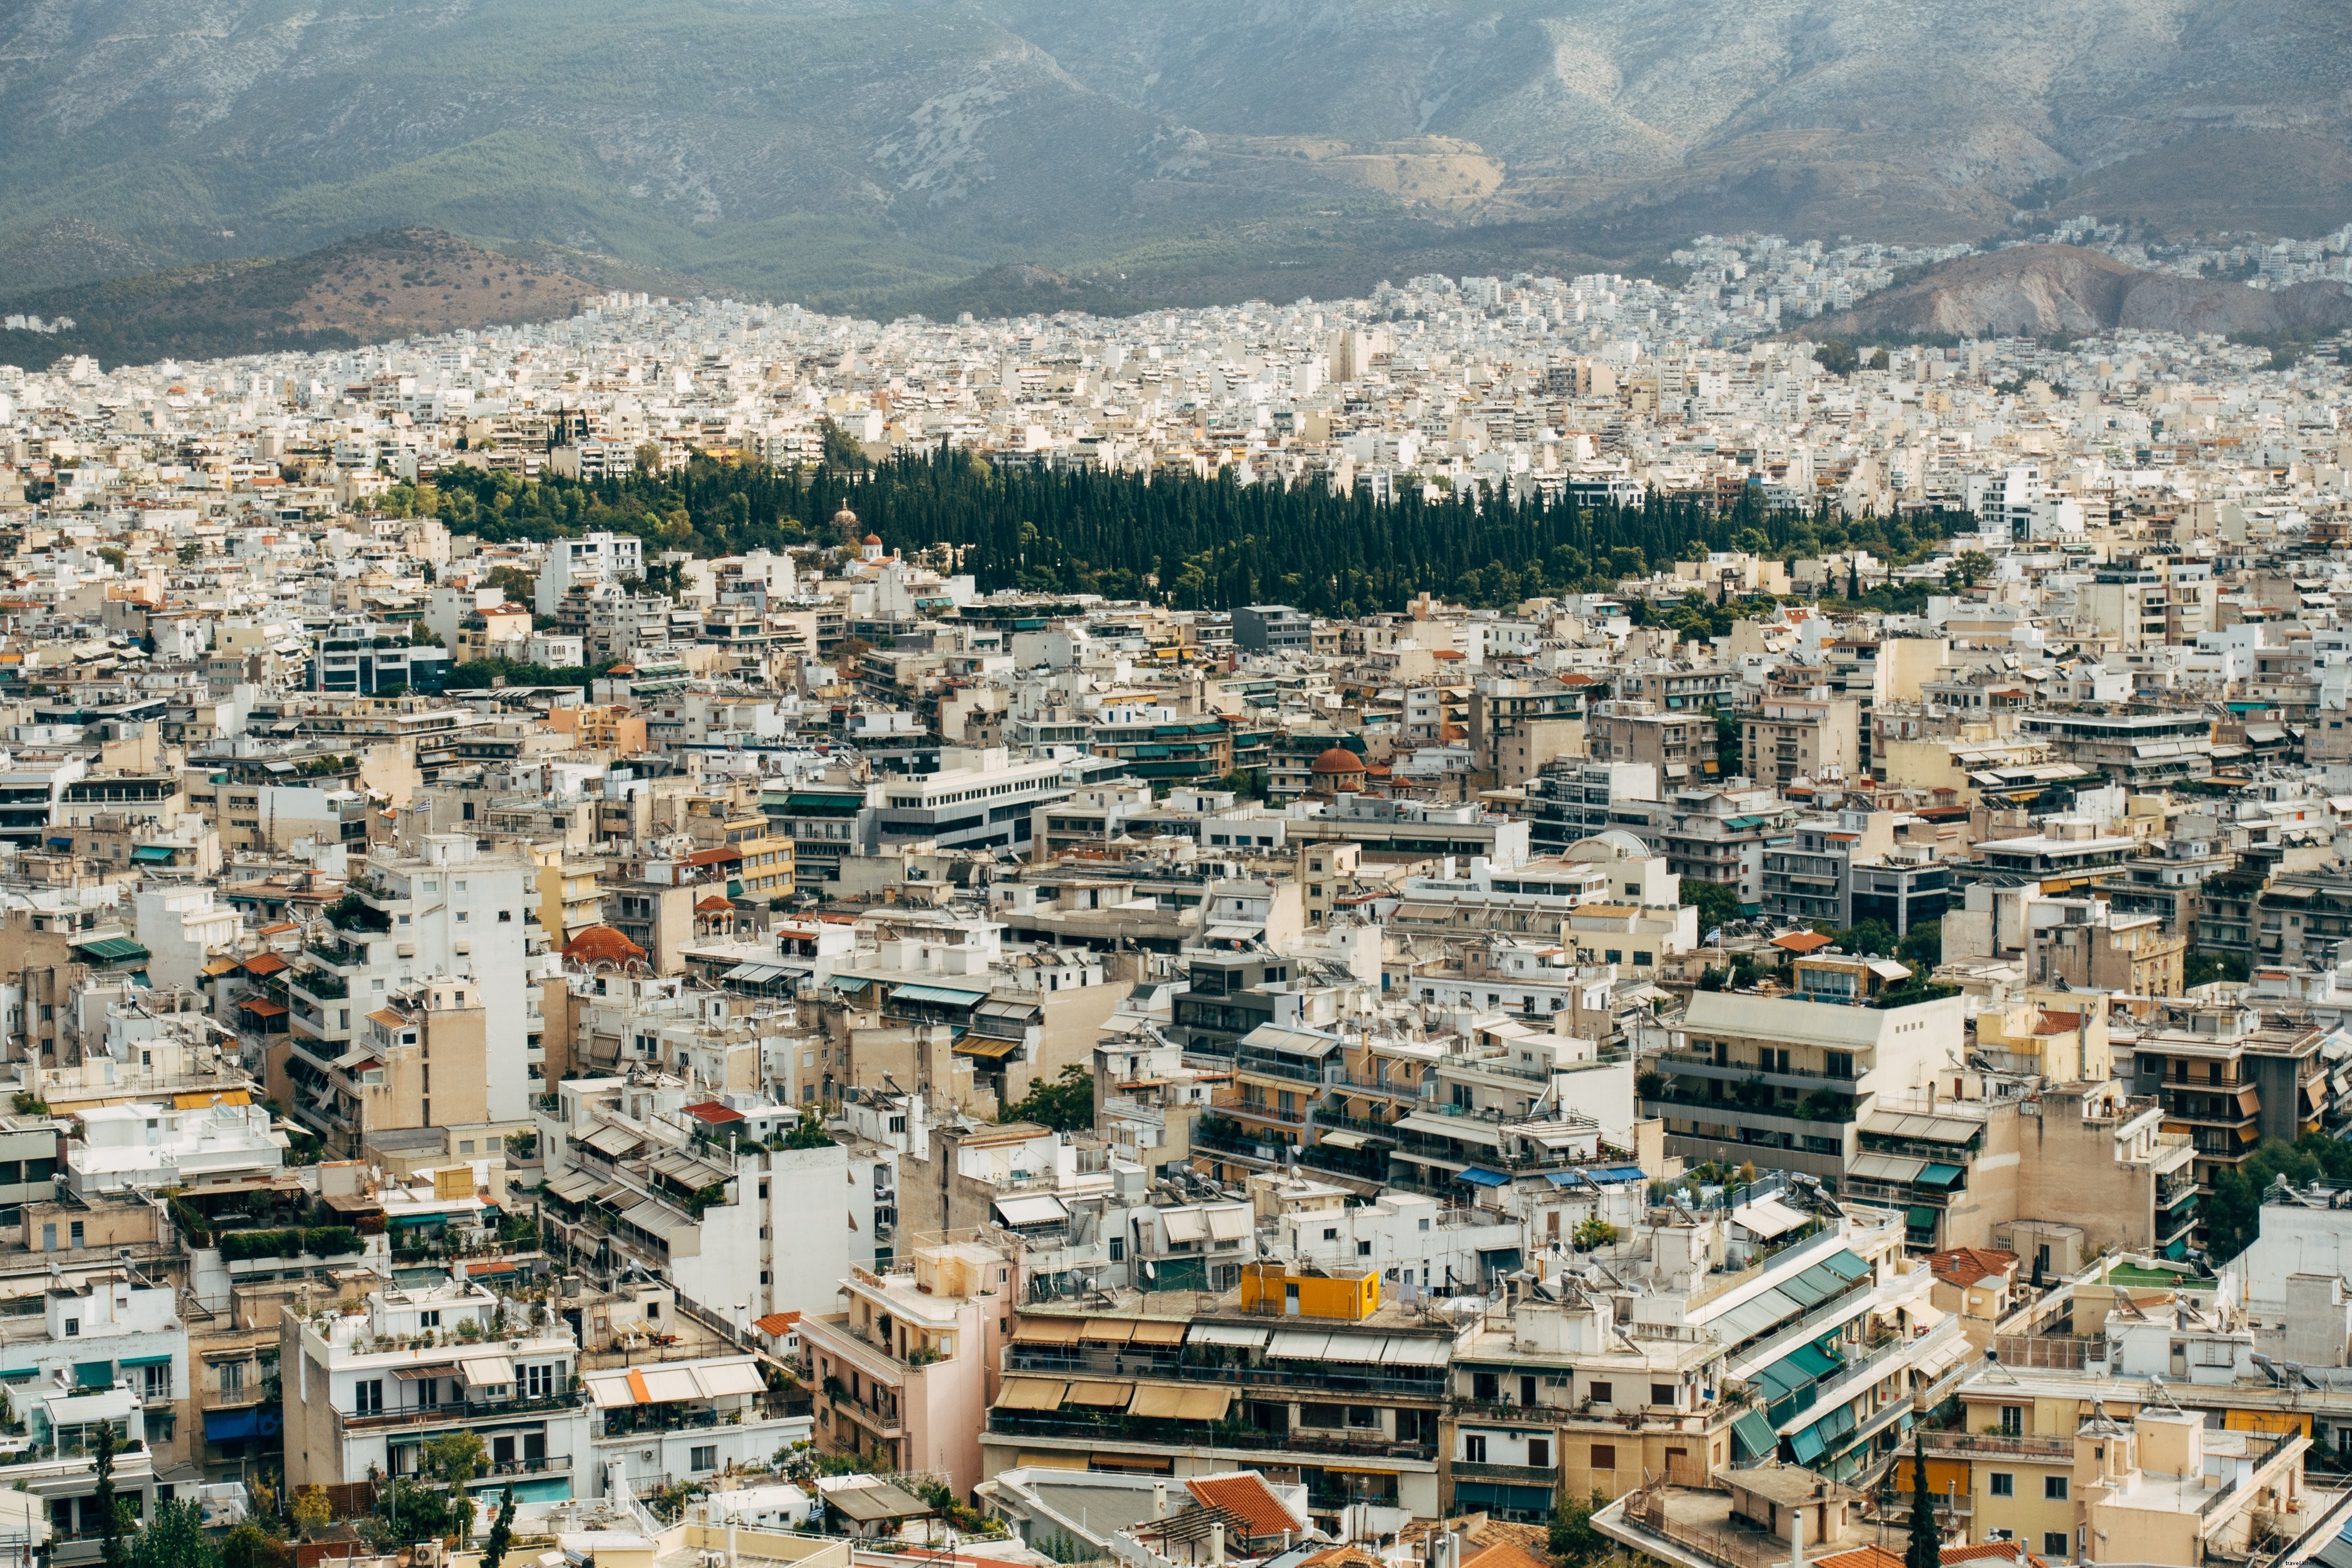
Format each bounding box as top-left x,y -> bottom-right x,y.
1236,1261 -> 1377,1320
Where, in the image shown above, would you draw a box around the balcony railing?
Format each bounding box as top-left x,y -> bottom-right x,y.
986,1408 -> 1434,1462
334,1390 -> 583,1436
1006,1344 -> 1446,1400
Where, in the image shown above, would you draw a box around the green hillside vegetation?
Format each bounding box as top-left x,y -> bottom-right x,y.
398,452 -> 1967,615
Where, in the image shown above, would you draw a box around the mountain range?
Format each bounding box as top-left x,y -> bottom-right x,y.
2,0 -> 2349,316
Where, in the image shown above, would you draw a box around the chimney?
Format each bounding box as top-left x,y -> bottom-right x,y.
1210,1523 -> 1226,1567
1790,1504 -> 1805,1568
1153,1482 -> 1169,1520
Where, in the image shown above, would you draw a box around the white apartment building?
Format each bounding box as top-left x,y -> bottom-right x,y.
281,835 -> 551,1142
535,531 -> 645,615
876,747 -> 1071,855
65,1100 -> 285,1197
282,1277 -> 590,1507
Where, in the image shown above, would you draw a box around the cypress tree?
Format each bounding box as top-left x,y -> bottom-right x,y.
1904,1428 -> 1941,1568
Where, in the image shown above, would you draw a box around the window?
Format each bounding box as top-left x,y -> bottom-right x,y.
420,1312 -> 441,1329
2000,1404 -> 2024,1435
524,1363 -> 553,1399
498,910 -> 512,922
68,1222 -> 82,1248
144,1364 -> 169,1399
1419,1217 -> 1431,1232
1529,1438 -> 1550,1467
1652,1383 -> 1676,1406
1463,1434 -> 1488,1463
1587,1382 -> 1612,1404
1109,1237 -> 1125,1262
2043,1534 -> 2069,1560
354,1380 -> 384,1416
1357,1240 -> 1373,1256
220,1362 -> 245,1399
63,1319 -> 77,1338
690,1444 -> 718,1473
1590,1444 -> 1617,1472
1989,1473 -> 2014,1497
1323,1227 -> 1339,1241
2044,1476 -> 2068,1501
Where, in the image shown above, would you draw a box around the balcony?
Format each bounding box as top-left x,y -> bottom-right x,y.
1453,1460 -> 1562,1487
985,1408 -> 1434,1463
334,1390 -> 583,1436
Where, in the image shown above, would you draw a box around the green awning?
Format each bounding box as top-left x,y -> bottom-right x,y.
2163,1237 -> 2188,1260
1731,1409 -> 1779,1462
1785,1342 -> 1843,1381
1778,1269 -> 1835,1309
1789,1425 -> 1827,1465
0,1368 -> 36,1383
1820,1250 -> 1872,1282
117,1355 -> 172,1368
72,937 -> 151,963
890,983 -> 987,1006
1917,1163 -> 1965,1191
129,846 -> 175,863
1906,1205 -> 1939,1230
74,1361 -> 114,1389
1754,1362 -> 1806,1400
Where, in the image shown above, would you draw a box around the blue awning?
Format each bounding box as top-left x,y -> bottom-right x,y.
1456,1167 -> 1510,1187
205,1407 -> 261,1442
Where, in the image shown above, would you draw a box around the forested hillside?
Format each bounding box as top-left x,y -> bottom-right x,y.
398,451 -> 1966,615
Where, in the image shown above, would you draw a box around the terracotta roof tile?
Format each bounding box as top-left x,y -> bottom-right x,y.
1183,1474 -> 1303,1541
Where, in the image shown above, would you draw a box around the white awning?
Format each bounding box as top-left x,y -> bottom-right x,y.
1204,1206 -> 1252,1242
993,1194 -> 1070,1228
1264,1330 -> 1332,1360
1186,1323 -> 1268,1350
459,1356 -> 515,1390
1322,1336 -> 1390,1364
693,1360 -> 768,1399
1379,1337 -> 1456,1367
1161,1208 -> 1207,1243
637,1367 -> 703,1404
585,1373 -> 639,1409
1318,1131 -> 1367,1149
1732,1197 -> 1809,1239
1847,1152 -> 1929,1185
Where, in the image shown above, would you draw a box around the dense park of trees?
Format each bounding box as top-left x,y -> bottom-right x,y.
386,448 -> 1973,616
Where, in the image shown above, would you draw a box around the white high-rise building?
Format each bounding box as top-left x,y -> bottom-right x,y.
281,835 -> 553,1146
535,531 -> 644,615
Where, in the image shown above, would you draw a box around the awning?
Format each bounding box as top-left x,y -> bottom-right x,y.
1821,1250 -> 1872,1282
1265,1330 -> 1331,1360
637,1366 -> 702,1403
1379,1337 -> 1454,1367
1162,1209 -> 1207,1243
1205,1207 -> 1251,1242
1322,1336 -> 1390,1364
1126,1384 -> 1189,1419
1015,1318 -> 1084,1345
393,1363 -> 458,1383
1177,1387 -> 1233,1421
993,1195 -> 1069,1228
205,1407 -> 262,1442
694,1361 -> 766,1398
1186,1323 -> 1267,1350
1080,1319 -> 1136,1345
1732,1197 -> 1809,1239
953,1036 -> 1023,1059
1917,1163 -> 1966,1191
1129,1321 -> 1187,1347
72,937 -> 150,963
116,1354 -> 173,1369
131,845 -> 175,863
1319,1130 -> 1368,1149
458,1356 -> 515,1389
890,983 -> 987,1006
238,999 -> 287,1018
585,1374 -> 639,1409
1906,1205 -> 1939,1231
1061,1380 -> 1133,1408
995,1377 -> 1067,1412
1731,1409 -> 1779,1462
74,1362 -> 114,1390
1456,1167 -> 1510,1187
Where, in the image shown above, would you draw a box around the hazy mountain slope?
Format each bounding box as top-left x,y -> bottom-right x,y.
1,0 -> 2347,309
1803,244 -> 2352,339
0,229 -> 593,368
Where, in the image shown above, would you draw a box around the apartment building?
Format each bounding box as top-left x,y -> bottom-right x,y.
1742,695 -> 1861,787
982,1263 -> 1453,1522
2120,1002 -> 2331,1215
802,1239 -> 1016,1494
1583,700 -> 1717,787
281,1278 -> 589,1504
1639,955 -> 1962,1183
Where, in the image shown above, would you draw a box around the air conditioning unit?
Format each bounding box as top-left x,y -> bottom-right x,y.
397,943 -> 417,958
454,942 -> 471,956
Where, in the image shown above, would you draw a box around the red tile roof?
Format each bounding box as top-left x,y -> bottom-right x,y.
241,952 -> 289,976
1184,1474 -> 1303,1541
683,1100 -> 745,1125
1929,1247 -> 2019,1288
753,1311 -> 802,1336
1771,930 -> 1836,954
